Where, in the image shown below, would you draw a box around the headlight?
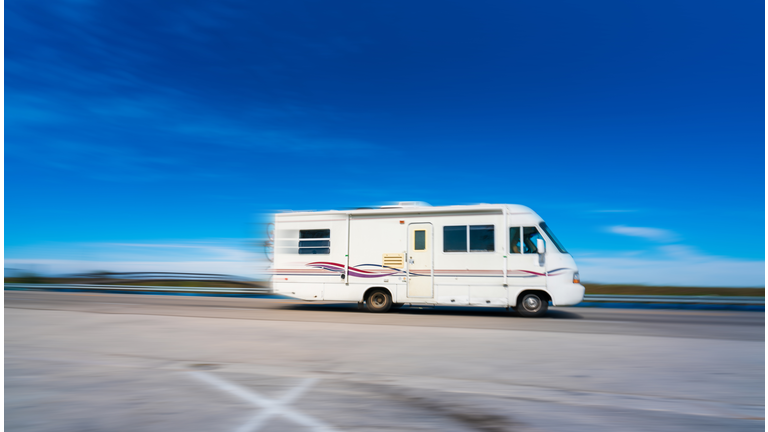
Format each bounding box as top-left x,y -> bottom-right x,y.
572,272 -> 580,284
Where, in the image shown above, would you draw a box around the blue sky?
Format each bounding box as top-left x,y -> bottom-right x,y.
5,0 -> 764,286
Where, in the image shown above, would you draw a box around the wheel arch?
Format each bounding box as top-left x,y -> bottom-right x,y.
513,289 -> 552,307
362,286 -> 393,302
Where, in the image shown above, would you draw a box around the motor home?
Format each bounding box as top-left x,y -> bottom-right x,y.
270,203 -> 584,317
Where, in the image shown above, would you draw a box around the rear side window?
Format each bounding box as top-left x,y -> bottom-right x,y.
444,225 -> 495,252
299,229 -> 330,254
300,229 -> 330,239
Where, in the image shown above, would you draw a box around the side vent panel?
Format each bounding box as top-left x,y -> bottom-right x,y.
383,253 -> 405,269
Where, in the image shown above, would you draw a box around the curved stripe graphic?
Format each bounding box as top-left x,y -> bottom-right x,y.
307,262 -> 404,278
300,263 -> 571,279
306,262 -> 432,278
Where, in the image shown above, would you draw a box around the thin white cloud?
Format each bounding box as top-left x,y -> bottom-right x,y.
574,245 -> 764,287
5,239 -> 267,273
107,243 -> 206,249
607,225 -> 679,242
103,242 -> 254,260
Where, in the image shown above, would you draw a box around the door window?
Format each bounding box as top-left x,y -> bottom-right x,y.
414,230 -> 426,250
523,227 -> 544,254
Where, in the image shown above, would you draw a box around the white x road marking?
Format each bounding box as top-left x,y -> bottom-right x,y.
188,370 -> 337,432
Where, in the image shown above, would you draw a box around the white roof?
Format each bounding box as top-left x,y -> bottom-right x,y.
276,203 -> 539,218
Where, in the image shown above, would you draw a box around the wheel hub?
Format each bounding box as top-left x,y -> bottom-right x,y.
523,296 -> 540,311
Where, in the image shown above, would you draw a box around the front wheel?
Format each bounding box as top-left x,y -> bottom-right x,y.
516,292 -> 548,317
366,289 -> 392,313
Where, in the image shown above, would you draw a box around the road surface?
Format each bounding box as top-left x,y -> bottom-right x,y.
6,291 -> 765,431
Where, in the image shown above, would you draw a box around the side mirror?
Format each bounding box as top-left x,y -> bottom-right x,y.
537,239 -> 546,254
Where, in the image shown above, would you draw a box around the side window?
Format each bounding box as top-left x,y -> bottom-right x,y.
444,225 -> 495,252
443,226 -> 467,252
469,225 -> 494,251
510,227 -> 522,254
299,229 -> 330,254
523,227 -> 543,254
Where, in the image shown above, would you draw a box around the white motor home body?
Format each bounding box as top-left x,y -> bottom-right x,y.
271,203 -> 584,317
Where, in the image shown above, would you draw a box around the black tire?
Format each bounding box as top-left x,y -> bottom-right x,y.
516,292 -> 548,317
366,289 -> 392,313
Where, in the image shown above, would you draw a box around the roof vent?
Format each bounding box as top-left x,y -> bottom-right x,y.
380,201 -> 432,209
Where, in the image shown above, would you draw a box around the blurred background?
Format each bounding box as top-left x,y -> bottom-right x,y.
5,3 -> 765,431
5,0 -> 764,287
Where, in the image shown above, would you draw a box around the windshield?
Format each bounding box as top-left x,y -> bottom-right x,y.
539,222 -> 568,254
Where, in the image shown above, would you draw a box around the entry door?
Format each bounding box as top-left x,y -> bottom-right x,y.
407,223 -> 434,298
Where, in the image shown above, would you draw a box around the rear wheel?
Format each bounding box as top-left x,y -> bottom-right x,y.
516,292 -> 548,317
366,289 -> 392,313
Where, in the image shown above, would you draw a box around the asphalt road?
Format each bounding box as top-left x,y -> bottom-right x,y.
5,291 -> 765,431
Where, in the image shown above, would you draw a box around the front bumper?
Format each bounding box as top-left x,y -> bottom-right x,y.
553,283 -> 585,306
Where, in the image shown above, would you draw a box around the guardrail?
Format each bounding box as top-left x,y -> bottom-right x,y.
4,284 -> 764,305
582,294 -> 764,305
4,283 -> 272,295
13,272 -> 256,281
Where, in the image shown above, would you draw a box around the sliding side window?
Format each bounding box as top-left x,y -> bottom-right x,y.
470,225 -> 495,251
443,226 -> 467,252
443,225 -> 495,252
298,229 -> 330,254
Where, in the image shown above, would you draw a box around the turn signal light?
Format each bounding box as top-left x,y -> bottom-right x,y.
573,272 -> 580,284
